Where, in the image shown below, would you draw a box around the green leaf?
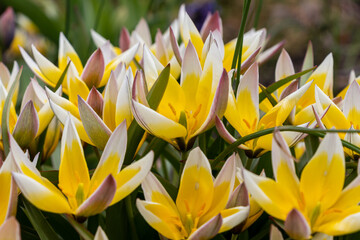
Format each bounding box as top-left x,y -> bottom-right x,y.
65,215 -> 94,240
259,84 -> 277,107
106,199 -> 130,240
259,66 -> 316,103
212,126 -> 360,168
22,197 -> 62,240
54,61 -> 71,91
2,66 -> 22,156
146,64 -> 170,110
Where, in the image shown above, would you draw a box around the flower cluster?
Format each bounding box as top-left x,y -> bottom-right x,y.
1,4 -> 360,240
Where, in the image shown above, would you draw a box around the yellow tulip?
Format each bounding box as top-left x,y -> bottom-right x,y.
12,116 -> 153,217
137,148 -> 250,239
217,63 -> 312,157
132,41 -> 228,151
244,131 -> 360,238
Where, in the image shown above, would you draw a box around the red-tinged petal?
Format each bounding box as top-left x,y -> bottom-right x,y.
189,214 -> 222,240
279,80 -> 298,101
270,225 -> 284,240
120,27 -> 131,51
89,121 -> 127,194
81,48 -> 105,88
200,11 -> 223,41
78,96 -> 111,150
170,27 -> 182,65
0,62 -> 11,88
0,217 -> 20,240
87,87 -> 104,117
226,183 -> 249,209
192,68 -> 229,137
0,7 -> 15,48
12,100 -> 39,148
215,116 -> 249,150
257,41 -> 285,65
284,209 -> 311,240
76,174 -> 116,217
240,47 -> 261,75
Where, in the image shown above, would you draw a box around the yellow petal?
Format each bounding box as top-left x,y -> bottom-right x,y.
12,172 -> 72,214
300,133 -> 345,216
59,116 -> 90,207
176,148 -> 214,224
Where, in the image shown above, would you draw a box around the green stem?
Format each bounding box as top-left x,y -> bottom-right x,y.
231,233 -> 238,240
231,0 -> 252,90
125,196 -> 139,240
253,0 -> 263,29
178,151 -> 189,185
64,0 -> 71,37
212,126 -> 360,168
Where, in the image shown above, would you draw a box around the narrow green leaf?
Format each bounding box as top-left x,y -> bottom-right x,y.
146,64 -> 170,110
65,215 -> 94,240
212,126 -> 360,168
1,66 -> 22,156
300,41 -> 314,86
259,66 -> 316,103
259,84 -> 277,107
22,197 -> 62,240
106,200 -> 130,240
231,0 -> 252,90
54,61 -> 71,91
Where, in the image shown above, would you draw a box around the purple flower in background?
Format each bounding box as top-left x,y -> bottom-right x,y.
0,7 -> 15,49
186,1 -> 217,31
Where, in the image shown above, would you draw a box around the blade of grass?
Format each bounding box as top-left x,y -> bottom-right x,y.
259,66 -> 316,103
231,0 -> 252,90
212,126 -> 360,168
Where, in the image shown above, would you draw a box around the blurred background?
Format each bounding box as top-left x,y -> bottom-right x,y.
1,0 -> 360,95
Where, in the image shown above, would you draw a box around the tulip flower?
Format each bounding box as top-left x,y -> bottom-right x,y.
20,33 -> 138,93
12,116 -> 153,217
91,18 -> 181,79
243,131 -> 360,238
21,78 -> 61,159
216,63 -> 312,157
0,152 -> 18,227
314,81 -> 360,159
233,155 -> 263,232
137,148 -> 250,239
0,217 -> 20,240
178,4 -> 283,73
47,64 -> 134,149
132,41 -> 228,151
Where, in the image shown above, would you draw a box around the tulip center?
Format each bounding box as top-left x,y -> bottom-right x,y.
75,183 -> 85,206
